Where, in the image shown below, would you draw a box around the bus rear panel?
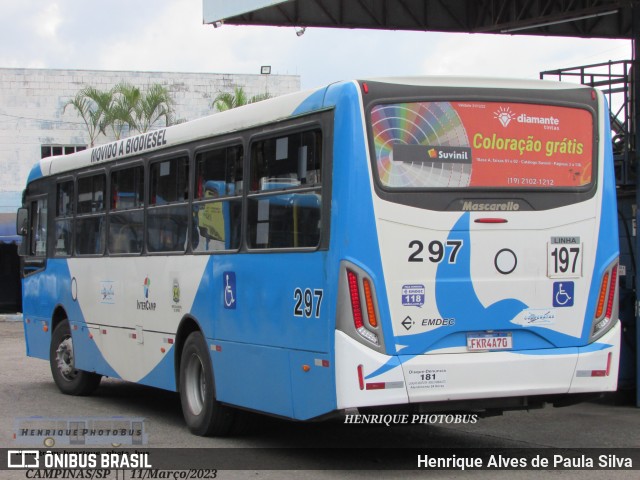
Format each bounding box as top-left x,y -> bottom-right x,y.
334,79 -> 619,413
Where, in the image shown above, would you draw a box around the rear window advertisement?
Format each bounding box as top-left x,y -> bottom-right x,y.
370,101 -> 593,189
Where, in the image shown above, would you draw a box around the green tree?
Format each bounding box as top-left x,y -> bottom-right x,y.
135,83 -> 175,133
105,83 -> 141,140
212,86 -> 271,112
63,86 -> 114,147
65,82 -> 176,145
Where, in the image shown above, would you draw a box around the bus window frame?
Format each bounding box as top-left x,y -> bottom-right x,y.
244,114 -> 332,254
75,169 -> 107,257
192,138 -> 244,255
108,160 -> 146,256
146,150 -> 191,256
21,191 -> 49,275
54,176 -> 75,258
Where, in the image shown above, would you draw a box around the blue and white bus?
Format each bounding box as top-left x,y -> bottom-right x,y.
18,77 -> 620,436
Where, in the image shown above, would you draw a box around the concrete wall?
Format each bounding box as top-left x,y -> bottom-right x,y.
0,68 -> 300,212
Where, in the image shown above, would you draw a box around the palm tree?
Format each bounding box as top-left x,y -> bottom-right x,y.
105,83 -> 141,139
65,82 -> 176,144
135,84 -> 175,133
63,86 -> 114,147
212,86 -> 271,112
249,92 -> 271,104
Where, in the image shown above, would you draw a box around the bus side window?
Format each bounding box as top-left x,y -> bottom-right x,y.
54,180 -> 74,257
29,198 -> 48,257
248,129 -> 322,249
192,145 -> 243,252
109,166 -> 144,255
148,156 -> 189,253
76,173 -> 106,255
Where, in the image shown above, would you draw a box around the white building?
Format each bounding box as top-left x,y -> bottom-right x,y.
0,67 -> 300,312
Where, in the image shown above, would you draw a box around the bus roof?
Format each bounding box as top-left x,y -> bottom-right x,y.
28,85 -> 328,183
26,76 -> 591,184
363,75 -> 591,91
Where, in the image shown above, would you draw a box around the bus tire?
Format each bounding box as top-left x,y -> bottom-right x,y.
179,331 -> 235,436
49,319 -> 101,396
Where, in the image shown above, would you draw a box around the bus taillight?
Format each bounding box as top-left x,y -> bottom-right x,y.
605,265 -> 618,320
346,269 -> 379,346
590,260 -> 619,342
595,271 -> 609,319
347,270 -> 364,329
363,278 -> 378,328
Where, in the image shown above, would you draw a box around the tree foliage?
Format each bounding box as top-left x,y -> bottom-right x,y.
63,86 -> 114,147
136,84 -> 175,133
105,83 -> 141,140
212,86 -> 271,112
66,83 -> 271,146
64,82 -> 175,145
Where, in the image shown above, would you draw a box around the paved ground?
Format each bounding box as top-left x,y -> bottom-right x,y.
1,317 -> 639,479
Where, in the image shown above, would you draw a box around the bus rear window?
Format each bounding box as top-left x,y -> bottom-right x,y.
370,101 -> 593,189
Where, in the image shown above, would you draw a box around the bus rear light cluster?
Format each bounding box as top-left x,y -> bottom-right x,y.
346,269 -> 380,346
590,260 -> 619,342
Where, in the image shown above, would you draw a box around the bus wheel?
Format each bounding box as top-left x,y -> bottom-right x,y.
49,319 -> 101,396
179,331 -> 235,436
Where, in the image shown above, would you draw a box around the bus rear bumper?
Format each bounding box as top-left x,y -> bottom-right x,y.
568,322 -> 620,394
334,323 -> 620,409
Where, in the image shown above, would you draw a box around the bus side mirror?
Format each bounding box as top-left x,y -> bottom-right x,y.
16,208 -> 28,237
16,207 -> 29,257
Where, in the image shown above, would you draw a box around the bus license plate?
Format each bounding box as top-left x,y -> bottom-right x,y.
466,332 -> 512,352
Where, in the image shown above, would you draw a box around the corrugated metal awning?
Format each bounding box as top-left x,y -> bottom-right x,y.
203,0 -> 291,24
202,0 -> 638,39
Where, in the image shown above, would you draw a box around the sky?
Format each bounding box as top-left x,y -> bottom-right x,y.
0,0 -> 632,90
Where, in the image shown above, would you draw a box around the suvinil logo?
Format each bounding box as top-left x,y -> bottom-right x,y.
424,146 -> 472,164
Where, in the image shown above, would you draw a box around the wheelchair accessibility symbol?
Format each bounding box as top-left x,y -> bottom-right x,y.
553,281 -> 574,307
223,271 -> 236,309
